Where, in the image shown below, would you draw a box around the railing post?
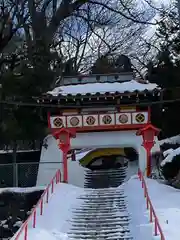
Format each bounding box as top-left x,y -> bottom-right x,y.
24,224 -> 28,240
59,170 -> 61,182
150,204 -> 153,222
56,172 -> 58,184
146,194 -> 149,209
40,199 -> 43,215
33,210 -> 36,228
144,185 -> 146,198
14,169 -> 61,240
138,170 -> 165,240
154,218 -> 158,236
51,180 -> 54,193
46,188 -> 49,203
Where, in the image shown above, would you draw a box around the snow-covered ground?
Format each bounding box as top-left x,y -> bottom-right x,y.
12,172 -> 180,240
12,183 -> 85,240
146,178 -> 180,240
125,176 -> 154,240
0,186 -> 45,194
127,176 -> 180,240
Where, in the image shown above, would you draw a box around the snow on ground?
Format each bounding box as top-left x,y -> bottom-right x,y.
18,229 -> 69,240
146,178 -> 180,240
124,176 -> 153,240
12,183 -> 84,240
125,176 -> 180,240
0,186 -> 45,194
11,174 -> 180,240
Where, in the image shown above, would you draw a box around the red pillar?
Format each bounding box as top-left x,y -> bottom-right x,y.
62,150 -> 68,183
146,148 -> 151,177
53,128 -> 76,184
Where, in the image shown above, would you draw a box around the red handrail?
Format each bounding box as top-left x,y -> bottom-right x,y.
14,169 -> 61,240
138,169 -> 165,240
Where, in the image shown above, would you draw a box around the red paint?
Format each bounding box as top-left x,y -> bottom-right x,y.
150,204 -> 153,222
136,124 -> 160,177
51,124 -> 147,134
56,169 -> 61,183
40,199 -> 43,215
138,170 -> 165,240
53,128 -> 76,183
58,169 -> 61,182
147,149 -> 151,177
56,173 -> 58,184
63,151 -> 68,183
155,218 -> 158,236
51,180 -> 54,193
146,195 -> 149,209
24,224 -> 28,240
33,210 -> 36,228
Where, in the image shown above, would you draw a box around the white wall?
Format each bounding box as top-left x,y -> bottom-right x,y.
37,131 -> 161,186
36,135 -> 85,187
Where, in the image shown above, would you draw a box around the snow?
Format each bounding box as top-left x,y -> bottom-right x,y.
163,149 -> 174,158
72,149 -> 92,161
47,80 -> 159,96
146,178 -> 180,240
12,183 -> 84,240
0,149 -> 39,153
124,176 -> 154,240
125,176 -> 180,240
12,170 -> 180,240
0,186 -> 45,194
20,229 -> 69,240
161,147 -> 180,166
159,135 -> 180,146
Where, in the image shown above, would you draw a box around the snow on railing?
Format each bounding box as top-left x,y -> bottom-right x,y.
138,169 -> 165,240
14,169 -> 61,240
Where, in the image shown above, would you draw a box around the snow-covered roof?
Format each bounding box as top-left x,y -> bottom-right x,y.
47,80 -> 160,97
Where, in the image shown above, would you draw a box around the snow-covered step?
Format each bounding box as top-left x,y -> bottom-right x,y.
77,194 -> 125,199
84,168 -> 127,188
68,169 -> 132,240
68,234 -> 133,240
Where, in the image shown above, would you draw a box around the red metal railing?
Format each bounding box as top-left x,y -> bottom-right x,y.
14,169 -> 61,240
138,169 -> 165,240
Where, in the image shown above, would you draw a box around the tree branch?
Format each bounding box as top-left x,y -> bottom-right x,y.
46,0 -> 88,43
88,0 -> 157,25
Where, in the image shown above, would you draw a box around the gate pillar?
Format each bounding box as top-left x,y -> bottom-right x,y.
53,128 -> 76,183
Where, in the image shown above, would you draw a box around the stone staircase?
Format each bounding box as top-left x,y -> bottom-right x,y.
84,167 -> 127,188
67,167 -> 133,240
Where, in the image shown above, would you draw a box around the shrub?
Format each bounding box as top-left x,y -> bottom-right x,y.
161,154 -> 180,180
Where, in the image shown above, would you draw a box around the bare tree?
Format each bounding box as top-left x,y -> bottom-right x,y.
128,0 -> 175,77
1,0 -> 163,84
13,1 -> 156,65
